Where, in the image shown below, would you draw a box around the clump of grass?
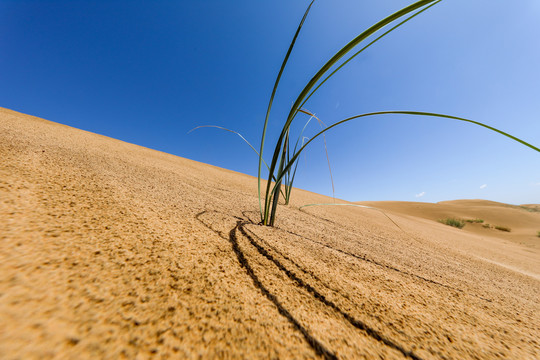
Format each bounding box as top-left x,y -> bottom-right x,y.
190,0 -> 540,227
519,205 -> 540,213
256,0 -> 540,226
438,218 -> 465,229
465,218 -> 484,223
482,223 -> 492,229
537,231 -> 540,238
494,225 -> 511,232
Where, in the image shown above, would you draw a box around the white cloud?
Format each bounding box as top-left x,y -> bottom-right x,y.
415,191 -> 426,198
480,184 -> 487,189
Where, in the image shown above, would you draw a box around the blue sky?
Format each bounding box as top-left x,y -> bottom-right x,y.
2,0 -> 539,204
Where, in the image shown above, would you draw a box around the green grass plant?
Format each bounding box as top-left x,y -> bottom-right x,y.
465,219 -> 484,223
257,0 -> 539,226
519,205 -> 540,213
438,218 -> 465,229
494,225 -> 511,232
190,0 -> 540,227
537,231 -> 540,238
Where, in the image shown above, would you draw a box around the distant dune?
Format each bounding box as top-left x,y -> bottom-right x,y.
1,107 -> 539,359
359,199 -> 540,249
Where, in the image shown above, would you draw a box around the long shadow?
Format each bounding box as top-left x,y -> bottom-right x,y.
195,211 -> 337,360
239,224 -> 423,360
196,210 -> 426,360
244,227 -> 345,297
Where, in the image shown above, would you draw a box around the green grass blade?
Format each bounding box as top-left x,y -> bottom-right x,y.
259,0 -> 315,224
269,136 -> 289,225
280,0 -> 439,143
299,0 -> 442,110
276,111 -> 540,185
287,0 -> 437,122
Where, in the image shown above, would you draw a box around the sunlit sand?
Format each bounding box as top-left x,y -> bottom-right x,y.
1,107 -> 538,359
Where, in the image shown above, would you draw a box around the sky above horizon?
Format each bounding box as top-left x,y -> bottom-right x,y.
2,0 -> 539,204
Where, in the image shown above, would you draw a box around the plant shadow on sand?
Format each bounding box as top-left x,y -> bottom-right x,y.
195,210 -> 493,359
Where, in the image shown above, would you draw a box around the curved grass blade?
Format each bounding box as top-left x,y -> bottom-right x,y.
299,0 -> 442,111
189,125 -> 270,169
283,0 -> 438,128
189,125 -> 288,199
259,0 -> 315,223
275,111 -> 540,186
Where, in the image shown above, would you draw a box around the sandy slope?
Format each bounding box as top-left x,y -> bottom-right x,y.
1,107 -> 539,359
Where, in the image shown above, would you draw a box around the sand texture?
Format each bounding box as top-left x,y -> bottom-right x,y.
1,107 -> 539,359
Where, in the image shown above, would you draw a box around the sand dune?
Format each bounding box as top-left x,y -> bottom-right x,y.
359,199 -> 540,249
1,107 -> 539,359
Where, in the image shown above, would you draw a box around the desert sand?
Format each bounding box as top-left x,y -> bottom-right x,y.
1,107 -> 539,359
